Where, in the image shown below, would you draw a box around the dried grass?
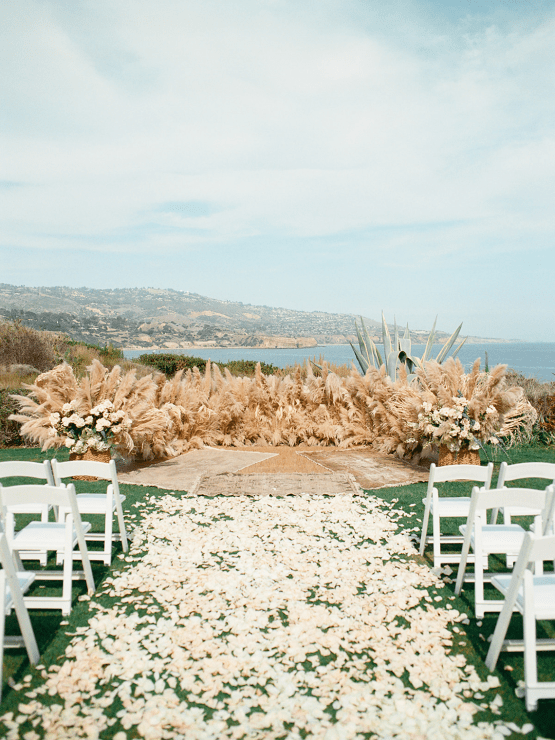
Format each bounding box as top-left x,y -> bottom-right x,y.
0,320 -> 58,371
9,358 -> 537,462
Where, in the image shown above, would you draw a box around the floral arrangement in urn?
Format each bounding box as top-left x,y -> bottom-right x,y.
49,399 -> 132,455
411,392 -> 501,454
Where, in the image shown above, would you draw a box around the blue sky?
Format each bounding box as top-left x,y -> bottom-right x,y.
1,0 -> 554,340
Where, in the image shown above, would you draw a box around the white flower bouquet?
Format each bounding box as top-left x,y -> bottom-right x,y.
410,393 -> 501,453
49,399 -> 132,455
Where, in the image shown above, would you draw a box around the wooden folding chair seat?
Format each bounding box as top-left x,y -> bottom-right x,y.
0,484 -> 95,616
419,462 -> 493,567
51,459 -> 128,566
486,531 -> 555,712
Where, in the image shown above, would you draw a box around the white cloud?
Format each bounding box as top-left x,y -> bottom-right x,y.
1,0 -> 554,338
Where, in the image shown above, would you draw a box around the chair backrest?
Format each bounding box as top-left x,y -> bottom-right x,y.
520,531 -> 555,565
426,462 -> 493,498
51,458 -> 118,488
497,461 -> 555,488
0,460 -> 54,486
0,483 -> 82,524
469,484 -> 555,535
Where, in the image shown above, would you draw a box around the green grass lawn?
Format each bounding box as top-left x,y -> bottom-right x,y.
0,444 -> 554,738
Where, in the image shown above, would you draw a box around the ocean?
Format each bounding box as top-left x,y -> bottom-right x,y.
124,342 -> 555,383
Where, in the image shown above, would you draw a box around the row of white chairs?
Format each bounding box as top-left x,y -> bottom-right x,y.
418,459 -> 555,713
0,457 -> 129,701
419,461 -> 555,569
0,458 -> 128,567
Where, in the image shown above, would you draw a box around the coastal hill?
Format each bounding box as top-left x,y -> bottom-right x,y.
0,284 -> 507,350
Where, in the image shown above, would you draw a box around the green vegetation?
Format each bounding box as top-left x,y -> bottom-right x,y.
137,352 -> 280,377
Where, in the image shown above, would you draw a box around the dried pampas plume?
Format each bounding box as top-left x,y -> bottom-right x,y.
10,357 -> 537,461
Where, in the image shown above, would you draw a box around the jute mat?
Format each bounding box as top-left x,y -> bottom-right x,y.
116,446 -> 429,493
298,448 -> 429,489
117,448 -> 278,492
190,472 -> 361,497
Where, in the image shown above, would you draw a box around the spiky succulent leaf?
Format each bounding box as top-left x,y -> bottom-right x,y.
450,336 -> 467,359
386,350 -> 398,381
355,322 -> 370,364
422,316 -> 437,362
398,337 -> 412,355
435,322 -> 463,363
349,340 -> 369,374
381,312 -> 392,359
357,317 -> 382,367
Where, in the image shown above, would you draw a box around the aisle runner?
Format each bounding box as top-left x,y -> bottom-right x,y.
2,493 -> 528,739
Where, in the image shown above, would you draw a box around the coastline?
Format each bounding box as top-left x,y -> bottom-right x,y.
122,338 -> 521,352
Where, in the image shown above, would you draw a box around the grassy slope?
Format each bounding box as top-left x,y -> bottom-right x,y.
0,444 -> 553,738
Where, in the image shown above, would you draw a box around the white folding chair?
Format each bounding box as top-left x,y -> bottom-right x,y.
491,461 -> 555,527
51,459 -> 128,566
0,484 -> 95,616
419,462 -> 494,567
0,460 -> 55,566
486,531 -> 555,712
0,520 -> 40,702
454,485 -> 555,618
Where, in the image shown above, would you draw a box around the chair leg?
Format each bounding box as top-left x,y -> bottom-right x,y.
0,573 -> 6,704
432,507 -> 442,567
486,583 -> 521,670
115,501 -> 128,553
61,517 -> 75,615
103,508 -> 113,566
419,503 -> 430,557
474,550 -> 486,619
523,575 -> 539,712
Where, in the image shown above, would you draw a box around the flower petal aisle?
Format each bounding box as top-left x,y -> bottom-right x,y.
1,492 -> 531,739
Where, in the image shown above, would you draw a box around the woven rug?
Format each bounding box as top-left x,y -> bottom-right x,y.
299,448 -> 429,489
190,472 -> 361,497
117,448 -> 278,492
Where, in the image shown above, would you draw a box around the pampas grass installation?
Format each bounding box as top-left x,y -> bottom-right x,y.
10,357 -> 537,462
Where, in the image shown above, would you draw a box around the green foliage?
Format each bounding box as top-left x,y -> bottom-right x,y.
351,312 -> 466,381
221,359 -> 279,377
98,343 -> 125,363
137,353 -> 209,375
137,353 -> 279,377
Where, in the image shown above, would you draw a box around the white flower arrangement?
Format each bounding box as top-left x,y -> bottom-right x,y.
49,399 -> 132,454
410,393 -> 501,453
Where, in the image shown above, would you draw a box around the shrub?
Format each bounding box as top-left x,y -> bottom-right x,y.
137,353 -> 208,375
221,359 -> 279,377
0,320 -> 57,371
504,369 -> 555,445
136,354 -> 279,378
0,388 -> 33,448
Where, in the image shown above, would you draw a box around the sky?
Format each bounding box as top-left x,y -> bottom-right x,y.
1,0 -> 554,341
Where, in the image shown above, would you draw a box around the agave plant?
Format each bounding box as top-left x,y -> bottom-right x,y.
350,313 -> 467,381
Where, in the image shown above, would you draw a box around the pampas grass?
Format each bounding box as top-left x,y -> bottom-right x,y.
10,357 -> 537,461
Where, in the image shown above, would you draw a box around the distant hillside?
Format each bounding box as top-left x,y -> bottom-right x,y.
0,284 -> 503,350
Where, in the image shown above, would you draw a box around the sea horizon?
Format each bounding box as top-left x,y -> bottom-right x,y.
125,341 -> 555,383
